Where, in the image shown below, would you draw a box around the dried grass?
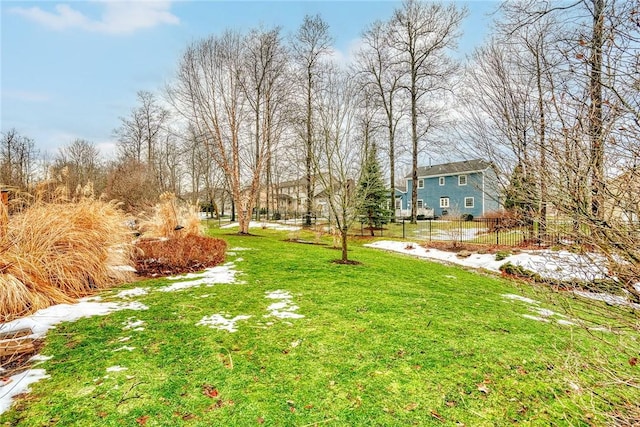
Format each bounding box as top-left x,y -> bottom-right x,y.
139,192 -> 203,239
0,199 -> 135,322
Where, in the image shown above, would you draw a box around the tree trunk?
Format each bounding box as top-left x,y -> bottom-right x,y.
589,0 -> 605,222
341,226 -> 349,262
305,70 -> 313,227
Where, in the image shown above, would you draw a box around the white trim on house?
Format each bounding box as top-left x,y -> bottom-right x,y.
440,197 -> 450,208
482,173 -> 486,216
418,179 -> 424,189
439,177 -> 445,186
458,175 -> 467,186
464,197 -> 474,208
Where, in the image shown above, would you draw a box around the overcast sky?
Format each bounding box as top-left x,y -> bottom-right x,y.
1,0 -> 499,158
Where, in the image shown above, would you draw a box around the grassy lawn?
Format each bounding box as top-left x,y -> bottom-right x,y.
1,226 -> 635,426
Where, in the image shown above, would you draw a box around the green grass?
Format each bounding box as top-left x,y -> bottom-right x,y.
1,227 -> 636,426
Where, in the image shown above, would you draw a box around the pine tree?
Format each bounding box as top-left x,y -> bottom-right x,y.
357,146 -> 390,236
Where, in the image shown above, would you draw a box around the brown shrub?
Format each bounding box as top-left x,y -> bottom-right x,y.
0,199 -> 135,322
134,235 -> 227,277
481,210 -> 523,232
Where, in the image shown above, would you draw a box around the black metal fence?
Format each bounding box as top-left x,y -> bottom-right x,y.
357,217 -> 578,247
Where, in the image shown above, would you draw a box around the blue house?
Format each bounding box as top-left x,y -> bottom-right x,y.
395,159 -> 500,218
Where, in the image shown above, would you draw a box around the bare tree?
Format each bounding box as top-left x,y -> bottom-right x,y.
388,0 -> 467,223
241,26 -> 290,220
313,67 -> 365,263
0,128 -> 39,190
291,14 -> 334,226
169,29 -> 282,235
355,20 -> 405,220
52,139 -> 104,196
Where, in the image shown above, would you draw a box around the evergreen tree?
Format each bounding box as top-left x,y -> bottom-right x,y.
357,146 -> 390,236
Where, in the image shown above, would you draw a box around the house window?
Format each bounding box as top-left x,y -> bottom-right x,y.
417,199 -> 424,209
440,197 -> 450,208
395,199 -> 402,210
439,177 -> 445,186
418,179 -> 424,189
464,197 -> 474,208
458,175 -> 467,186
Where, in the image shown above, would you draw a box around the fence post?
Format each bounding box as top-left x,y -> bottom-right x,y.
496,218 -> 500,245
403,218 -> 406,239
429,219 -> 432,242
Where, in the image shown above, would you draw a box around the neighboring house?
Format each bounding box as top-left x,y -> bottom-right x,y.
396,159 -> 500,218
607,169 -> 640,222
270,174 -> 334,218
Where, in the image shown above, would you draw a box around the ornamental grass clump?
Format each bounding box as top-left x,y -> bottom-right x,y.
0,199 -> 135,322
134,193 -> 226,277
140,192 -> 203,238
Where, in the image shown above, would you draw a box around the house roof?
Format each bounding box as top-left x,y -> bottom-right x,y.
405,159 -> 492,179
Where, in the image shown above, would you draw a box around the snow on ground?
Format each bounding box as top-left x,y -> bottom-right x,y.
116,287 -> 149,299
0,299 -> 148,339
0,299 -> 147,414
265,290 -> 305,319
414,227 -> 488,241
196,314 -> 252,333
365,240 -> 637,309
0,259 -> 248,414
159,262 -> 242,291
220,221 -> 301,231
0,369 -> 50,414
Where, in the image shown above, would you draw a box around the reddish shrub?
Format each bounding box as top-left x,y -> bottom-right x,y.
481,210 -> 523,232
135,235 -> 227,277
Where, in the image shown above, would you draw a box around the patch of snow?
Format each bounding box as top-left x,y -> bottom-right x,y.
160,264 -> 241,292
416,227 -> 488,241
113,346 -> 135,352
229,247 -> 252,251
29,354 -> 52,363
522,314 -> 550,322
115,287 -> 149,299
557,319 -> 578,326
0,299 -> 148,339
106,366 -> 128,372
502,294 -> 540,305
0,299 -> 148,414
118,336 -> 131,342
366,241 -> 607,283
197,314 -> 251,332
265,290 -> 304,319
122,318 -> 145,331
366,241 -> 640,308
531,307 -> 560,317
0,369 -> 50,414
573,291 -> 640,309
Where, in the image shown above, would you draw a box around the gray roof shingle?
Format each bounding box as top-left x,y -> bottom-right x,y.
405,159 -> 492,179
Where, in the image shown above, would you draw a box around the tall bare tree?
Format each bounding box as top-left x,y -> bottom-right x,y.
291,14 -> 334,226
170,29 -> 285,234
355,20 -> 405,221
389,0 -> 467,223
241,26 -> 289,219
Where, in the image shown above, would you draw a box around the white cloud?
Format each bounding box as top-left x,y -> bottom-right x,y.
10,1 -> 179,35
